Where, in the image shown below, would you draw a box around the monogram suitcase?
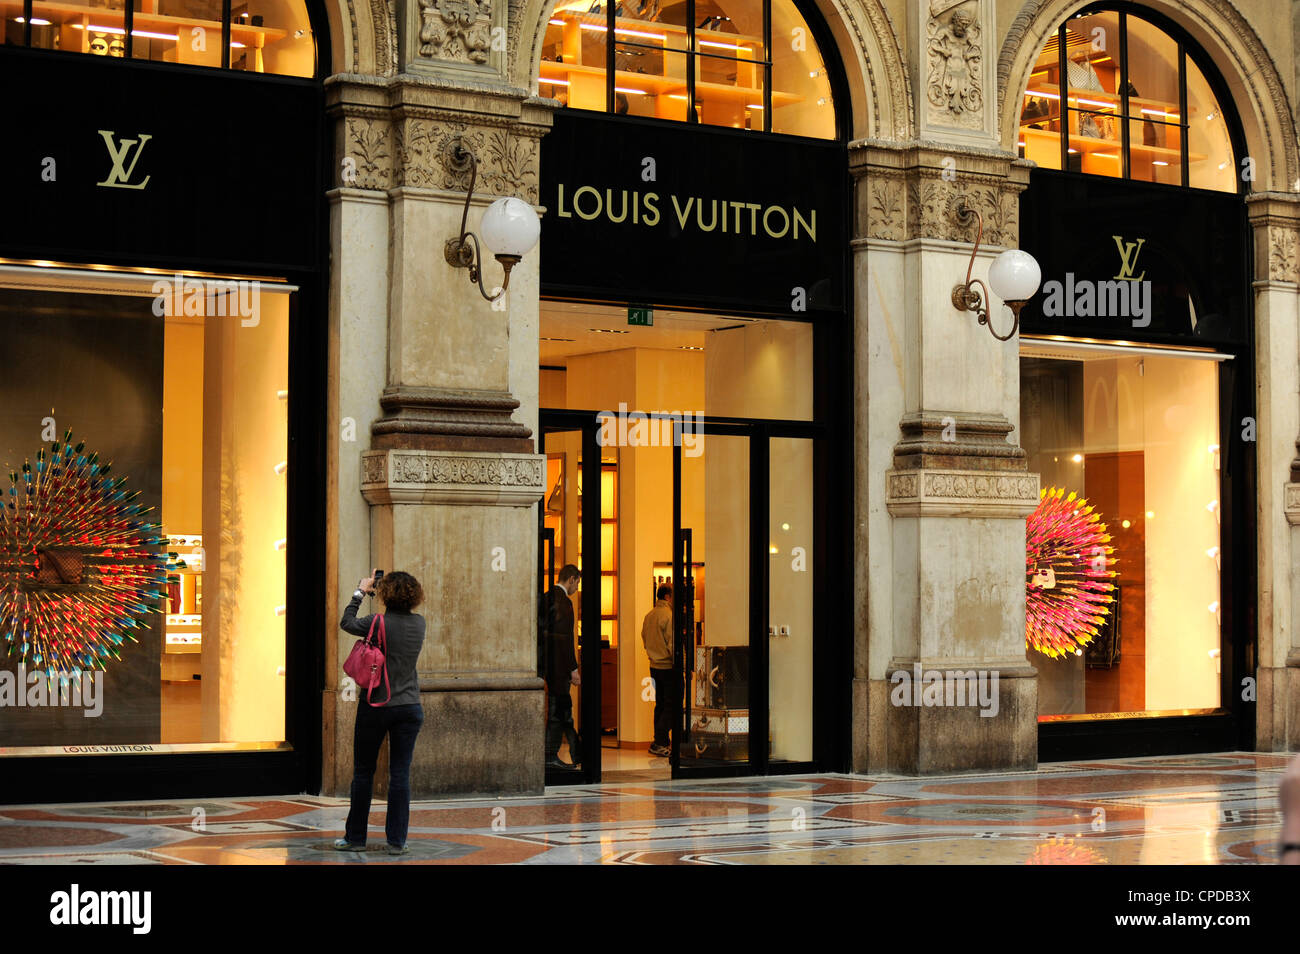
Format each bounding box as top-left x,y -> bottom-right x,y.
685,707 -> 749,761
692,646 -> 749,708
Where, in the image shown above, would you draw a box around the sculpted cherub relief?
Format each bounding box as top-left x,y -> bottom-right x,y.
926,0 -> 983,119
419,0 -> 493,64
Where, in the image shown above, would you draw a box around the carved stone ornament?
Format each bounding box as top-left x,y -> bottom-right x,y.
886,468 -> 1039,519
361,449 -> 545,507
419,0 -> 493,64
345,116 -> 394,191
1285,482 -> 1300,525
1269,227 -> 1299,283
395,120 -> 540,202
926,0 -> 982,129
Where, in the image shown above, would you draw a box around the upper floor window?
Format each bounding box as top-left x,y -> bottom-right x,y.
539,0 -> 835,139
1019,7 -> 1236,192
4,0 -> 315,76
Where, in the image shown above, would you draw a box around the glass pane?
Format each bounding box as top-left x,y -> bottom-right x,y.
541,429 -> 583,771
1128,118 -> 1181,185
693,0 -> 760,63
31,0 -> 127,56
614,42 -> 687,121
770,0 -> 833,138
1020,28 -> 1065,170
1064,10 -> 1120,107
1020,351 -> 1222,720
1186,57 -> 1236,192
132,0 -> 221,67
230,0 -> 314,76
0,283 -> 289,753
769,437 -> 812,762
1067,109 -> 1122,178
694,51 -> 764,130
543,1 -> 609,112
1124,15 -> 1180,116
679,432 -> 751,768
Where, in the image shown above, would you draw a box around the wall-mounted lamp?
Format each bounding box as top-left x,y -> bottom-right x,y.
444,140 -> 541,302
950,197 -> 1041,341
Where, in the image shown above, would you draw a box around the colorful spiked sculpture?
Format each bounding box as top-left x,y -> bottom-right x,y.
1025,487 -> 1116,658
0,428 -> 183,683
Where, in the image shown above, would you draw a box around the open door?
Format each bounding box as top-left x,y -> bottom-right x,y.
539,415 -> 602,784
671,422 -> 756,777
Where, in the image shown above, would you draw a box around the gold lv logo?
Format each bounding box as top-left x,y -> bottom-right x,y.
1112,234 -> 1146,281
96,130 -> 152,190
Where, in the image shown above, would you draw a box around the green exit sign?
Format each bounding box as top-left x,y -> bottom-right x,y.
628,305 -> 653,327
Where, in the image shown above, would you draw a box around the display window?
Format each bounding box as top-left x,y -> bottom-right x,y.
3,0 -> 315,75
0,270 -> 292,756
1020,342 -> 1224,721
1018,6 -> 1236,193
538,0 -> 835,138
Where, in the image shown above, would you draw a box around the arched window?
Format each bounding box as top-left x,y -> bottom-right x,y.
1018,6 -> 1236,192
6,0 -> 315,76
538,0 -> 836,139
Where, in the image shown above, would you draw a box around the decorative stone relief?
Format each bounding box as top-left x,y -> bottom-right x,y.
401,0 -> 506,79
866,178 -> 905,241
886,468 -> 1039,518
395,119 -> 540,202
925,0 -> 982,130
345,116 -> 394,190
1269,227 -> 1299,283
1284,482 -> 1300,525
905,178 -> 1009,245
418,0 -> 493,64
361,449 -> 545,507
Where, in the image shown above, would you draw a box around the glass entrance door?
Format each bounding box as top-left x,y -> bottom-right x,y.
539,416 -> 603,783
672,424 -> 755,776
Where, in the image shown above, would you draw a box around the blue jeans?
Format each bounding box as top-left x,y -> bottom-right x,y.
344,702 -> 424,847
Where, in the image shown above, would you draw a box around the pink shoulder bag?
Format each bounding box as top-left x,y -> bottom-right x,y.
343,613 -> 391,706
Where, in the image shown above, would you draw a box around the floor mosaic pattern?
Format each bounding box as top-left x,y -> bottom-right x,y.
0,752 -> 1290,865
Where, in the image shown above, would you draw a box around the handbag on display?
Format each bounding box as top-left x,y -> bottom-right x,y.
343,613 -> 391,706
1066,57 -> 1104,92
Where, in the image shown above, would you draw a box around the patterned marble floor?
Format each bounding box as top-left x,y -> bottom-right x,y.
0,752 -> 1291,865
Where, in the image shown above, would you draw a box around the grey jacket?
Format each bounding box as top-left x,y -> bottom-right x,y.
341,594 -> 425,707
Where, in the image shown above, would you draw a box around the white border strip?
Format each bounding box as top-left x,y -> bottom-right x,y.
1021,336 -> 1233,361
0,264 -> 298,296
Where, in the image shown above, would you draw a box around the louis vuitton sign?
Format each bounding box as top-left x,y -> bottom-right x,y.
541,112 -> 846,316
0,47 -> 322,272
1018,172 -> 1247,348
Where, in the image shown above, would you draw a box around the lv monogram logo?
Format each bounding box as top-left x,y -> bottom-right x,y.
1112,234 -> 1146,281
96,129 -> 152,190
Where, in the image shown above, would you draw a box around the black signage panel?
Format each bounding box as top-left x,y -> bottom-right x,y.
0,48 -> 322,273
541,112 -> 846,316
1018,172 -> 1248,350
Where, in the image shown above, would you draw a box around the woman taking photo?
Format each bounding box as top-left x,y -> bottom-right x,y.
334,569 -> 426,855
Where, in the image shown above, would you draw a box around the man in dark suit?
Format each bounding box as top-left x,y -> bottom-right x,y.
543,564 -> 582,770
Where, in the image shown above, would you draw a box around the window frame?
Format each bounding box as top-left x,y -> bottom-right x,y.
1041,3 -> 1243,195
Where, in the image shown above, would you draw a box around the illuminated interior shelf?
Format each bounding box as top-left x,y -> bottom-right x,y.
10,0 -> 288,41
1021,126 -> 1205,162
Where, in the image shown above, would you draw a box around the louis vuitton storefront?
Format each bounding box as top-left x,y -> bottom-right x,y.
0,7 -> 329,802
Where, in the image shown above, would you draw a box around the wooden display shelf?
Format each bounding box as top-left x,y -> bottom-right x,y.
549,8 -> 764,58
538,61 -> 801,107
24,0 -> 287,41
1024,83 -> 1189,121
1021,126 -> 1204,162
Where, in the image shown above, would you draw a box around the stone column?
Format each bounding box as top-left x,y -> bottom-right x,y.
1247,193 -> 1300,752
323,2 -> 553,796
851,0 -> 1039,774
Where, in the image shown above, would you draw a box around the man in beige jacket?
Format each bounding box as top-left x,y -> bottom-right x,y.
641,583 -> 675,757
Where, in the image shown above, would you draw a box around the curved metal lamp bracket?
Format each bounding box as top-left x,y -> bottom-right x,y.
950,197 -> 1025,342
443,139 -> 516,303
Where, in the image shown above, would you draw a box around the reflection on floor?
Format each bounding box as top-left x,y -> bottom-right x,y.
0,752 -> 1289,865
